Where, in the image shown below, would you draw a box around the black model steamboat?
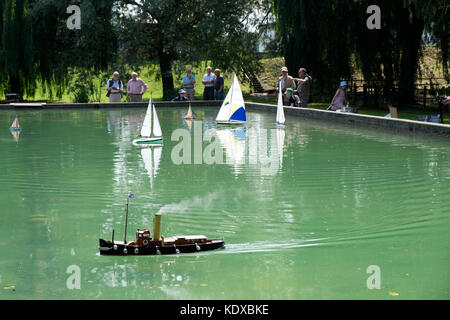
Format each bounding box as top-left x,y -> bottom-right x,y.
99,196 -> 225,256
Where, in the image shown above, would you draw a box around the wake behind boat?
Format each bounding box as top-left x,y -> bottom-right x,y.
133,96 -> 163,146
216,74 -> 246,125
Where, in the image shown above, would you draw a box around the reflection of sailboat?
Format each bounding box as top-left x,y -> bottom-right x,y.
184,103 -> 197,120
184,119 -> 193,132
133,96 -> 163,146
216,74 -> 246,125
10,130 -> 21,142
276,127 -> 285,167
276,82 -> 286,126
141,147 -> 162,189
216,127 -> 247,165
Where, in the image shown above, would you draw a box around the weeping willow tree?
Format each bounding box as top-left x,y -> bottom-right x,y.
272,0 -> 355,100
0,0 -> 117,98
273,0 -> 449,106
0,0 -> 34,96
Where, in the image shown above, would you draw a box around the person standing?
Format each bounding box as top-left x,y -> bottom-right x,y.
106,72 -> 124,103
214,69 -> 224,100
276,67 -> 296,104
127,72 -> 148,102
295,68 -> 312,108
329,81 -> 348,111
202,66 -> 215,100
182,68 -> 196,101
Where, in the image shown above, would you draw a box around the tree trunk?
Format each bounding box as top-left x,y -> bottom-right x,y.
158,48 -> 175,101
397,8 -> 425,106
8,73 -> 21,95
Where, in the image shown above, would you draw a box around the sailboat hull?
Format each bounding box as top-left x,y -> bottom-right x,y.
216,120 -> 246,125
9,128 -> 22,131
133,137 -> 163,146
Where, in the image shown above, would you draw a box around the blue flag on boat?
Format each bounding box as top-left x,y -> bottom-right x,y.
128,194 -> 135,199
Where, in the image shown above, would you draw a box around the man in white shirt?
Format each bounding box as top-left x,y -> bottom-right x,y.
106,72 -> 123,103
127,72 -> 148,102
202,66 -> 215,100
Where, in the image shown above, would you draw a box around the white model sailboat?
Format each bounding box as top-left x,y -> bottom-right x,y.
216,74 -> 246,125
276,82 -> 286,126
133,96 -> 163,146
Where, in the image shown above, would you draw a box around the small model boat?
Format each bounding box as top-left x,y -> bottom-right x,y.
99,195 -> 225,256
10,117 -> 21,131
184,103 -> 197,120
216,74 -> 246,125
133,96 -> 163,146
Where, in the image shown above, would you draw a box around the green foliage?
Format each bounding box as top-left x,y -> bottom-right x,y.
273,0 -> 354,100
1,0 -> 35,95
0,0 -> 117,97
272,0 -> 449,106
113,0 -> 267,99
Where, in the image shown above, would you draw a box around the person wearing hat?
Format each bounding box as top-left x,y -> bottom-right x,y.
127,72 -> 148,102
294,68 -> 312,108
276,67 -> 296,104
286,88 -> 300,107
329,81 -> 349,111
172,89 -> 190,102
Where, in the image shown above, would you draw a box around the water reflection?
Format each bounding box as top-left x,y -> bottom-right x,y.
140,147 -> 162,190
216,127 -> 247,170
10,129 -> 20,143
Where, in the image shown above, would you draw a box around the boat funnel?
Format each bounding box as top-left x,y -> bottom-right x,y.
153,214 -> 162,240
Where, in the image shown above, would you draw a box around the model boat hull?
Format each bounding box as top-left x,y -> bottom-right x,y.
99,238 -> 225,256
216,121 -> 246,125
132,137 -> 163,146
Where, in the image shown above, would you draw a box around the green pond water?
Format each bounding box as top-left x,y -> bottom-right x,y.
0,107 -> 449,300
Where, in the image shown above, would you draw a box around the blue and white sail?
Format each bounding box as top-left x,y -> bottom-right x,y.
216,74 -> 246,124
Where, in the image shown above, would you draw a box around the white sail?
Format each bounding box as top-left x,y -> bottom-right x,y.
140,97 -> 153,137
276,82 -> 286,125
216,82 -> 234,122
216,74 -> 246,123
152,104 -> 162,137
